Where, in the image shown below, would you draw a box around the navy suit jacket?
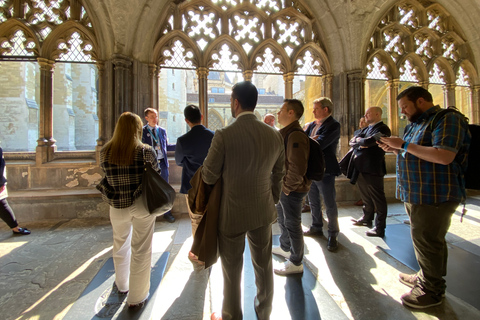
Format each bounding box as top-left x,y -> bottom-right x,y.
351,121 -> 391,176
175,125 -> 214,194
305,116 -> 341,175
142,125 -> 168,168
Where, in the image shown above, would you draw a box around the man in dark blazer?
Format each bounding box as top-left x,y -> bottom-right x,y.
142,107 -> 175,223
202,81 -> 285,320
175,104 -> 214,239
350,107 -> 391,237
304,97 -> 341,252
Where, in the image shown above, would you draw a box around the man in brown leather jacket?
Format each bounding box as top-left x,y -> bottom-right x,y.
273,99 -> 311,275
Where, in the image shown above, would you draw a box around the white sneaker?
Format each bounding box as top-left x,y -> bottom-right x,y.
272,246 -> 291,259
274,260 -> 303,276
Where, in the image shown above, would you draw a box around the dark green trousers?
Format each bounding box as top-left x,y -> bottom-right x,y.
405,201 -> 459,295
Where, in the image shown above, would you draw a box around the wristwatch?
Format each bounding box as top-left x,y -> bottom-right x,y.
400,141 -> 409,157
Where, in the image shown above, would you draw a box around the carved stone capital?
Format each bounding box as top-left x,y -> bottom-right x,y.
196,67 -> 209,79
243,70 -> 253,82
283,72 -> 295,83
37,58 -> 55,72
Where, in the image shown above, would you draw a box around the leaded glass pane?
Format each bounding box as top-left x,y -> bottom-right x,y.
161,40 -> 195,69
211,43 -> 241,72
366,56 -> 388,80
429,63 -> 445,84
295,50 -> 322,76
456,66 -> 470,87
57,32 -> 94,62
399,60 -> 418,82
254,47 -> 282,74
1,29 -> 36,57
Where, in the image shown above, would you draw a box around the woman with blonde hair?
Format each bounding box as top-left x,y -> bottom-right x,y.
96,112 -> 160,308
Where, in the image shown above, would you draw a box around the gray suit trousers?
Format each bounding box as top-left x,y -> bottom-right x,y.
218,224 -> 273,320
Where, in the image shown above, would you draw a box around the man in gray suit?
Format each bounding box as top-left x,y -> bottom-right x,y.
202,81 -> 285,320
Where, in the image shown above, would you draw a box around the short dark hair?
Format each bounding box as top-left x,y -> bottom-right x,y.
284,99 -> 304,119
144,107 -> 157,117
231,81 -> 258,111
184,104 -> 202,123
397,86 -> 433,103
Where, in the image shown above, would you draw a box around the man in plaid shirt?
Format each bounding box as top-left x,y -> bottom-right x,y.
379,86 -> 470,309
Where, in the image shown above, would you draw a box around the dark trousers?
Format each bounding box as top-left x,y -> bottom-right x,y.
0,198 -> 18,229
356,172 -> 388,230
218,224 -> 273,320
276,191 -> 307,265
405,201 -> 458,295
159,159 -> 172,216
308,174 -> 339,237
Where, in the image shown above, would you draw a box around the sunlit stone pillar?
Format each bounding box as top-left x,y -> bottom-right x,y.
444,83 -> 456,108
36,58 -> 56,165
283,72 -> 294,99
387,79 -> 399,136
197,67 -> 209,126
473,85 -> 480,124
149,64 -> 159,109
95,61 -> 105,163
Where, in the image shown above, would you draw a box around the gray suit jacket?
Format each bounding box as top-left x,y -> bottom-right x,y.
201,113 -> 285,234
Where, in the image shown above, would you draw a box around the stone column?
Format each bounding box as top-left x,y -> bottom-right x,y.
322,74 -> 333,98
444,83 -> 456,108
347,70 -> 364,131
95,61 -> 105,163
243,70 -> 253,82
197,67 -> 209,126
473,85 -> 480,124
149,64 -> 159,109
36,58 -> 56,165
283,72 -> 294,99
112,56 -> 132,119
387,79 -> 399,135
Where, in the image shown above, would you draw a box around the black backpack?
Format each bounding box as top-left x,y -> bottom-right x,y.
430,107 -> 480,190
286,128 -> 325,181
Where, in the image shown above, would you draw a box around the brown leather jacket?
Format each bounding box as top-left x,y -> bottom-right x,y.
279,121 -> 312,195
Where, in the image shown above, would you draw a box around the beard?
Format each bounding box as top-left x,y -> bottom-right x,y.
407,103 -> 423,122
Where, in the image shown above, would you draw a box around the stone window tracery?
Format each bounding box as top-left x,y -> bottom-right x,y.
366,0 -> 478,133
429,63 -> 445,84
0,0 -> 99,155
155,0 -> 328,135
366,56 -> 388,80
254,47 -> 282,74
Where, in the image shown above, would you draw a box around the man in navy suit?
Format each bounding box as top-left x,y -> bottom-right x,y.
304,97 -> 341,252
142,108 -> 175,223
175,105 -> 214,238
350,107 -> 391,237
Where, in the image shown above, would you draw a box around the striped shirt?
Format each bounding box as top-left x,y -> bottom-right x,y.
396,105 -> 471,205
96,145 -> 160,209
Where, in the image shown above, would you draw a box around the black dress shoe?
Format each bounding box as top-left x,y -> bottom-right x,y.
163,213 -> 175,223
327,236 -> 338,252
12,227 -> 31,235
303,229 -> 324,238
351,218 -> 373,228
366,227 -> 385,238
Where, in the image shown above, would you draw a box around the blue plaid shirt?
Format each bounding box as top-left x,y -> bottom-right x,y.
396,105 -> 471,205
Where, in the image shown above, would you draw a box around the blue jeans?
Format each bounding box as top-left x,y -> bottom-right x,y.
276,191 -> 307,266
308,174 -> 339,237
